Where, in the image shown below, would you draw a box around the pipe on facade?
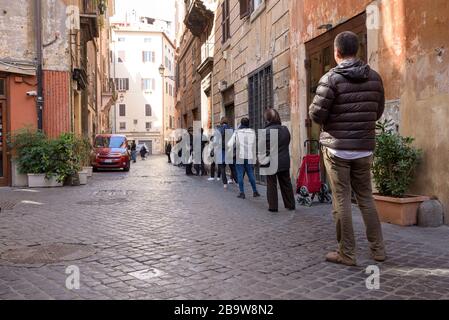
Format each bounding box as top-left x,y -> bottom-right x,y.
34,0 -> 44,130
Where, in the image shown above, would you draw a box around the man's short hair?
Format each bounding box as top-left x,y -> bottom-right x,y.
240,117 -> 250,127
264,108 -> 281,125
334,31 -> 359,58
220,117 -> 228,125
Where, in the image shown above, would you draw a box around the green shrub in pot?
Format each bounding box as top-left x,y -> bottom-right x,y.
372,120 -> 422,197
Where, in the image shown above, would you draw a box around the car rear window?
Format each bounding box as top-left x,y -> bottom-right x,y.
95,136 -> 126,148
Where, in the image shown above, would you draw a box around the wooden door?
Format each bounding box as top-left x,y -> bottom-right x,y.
305,12 -> 368,151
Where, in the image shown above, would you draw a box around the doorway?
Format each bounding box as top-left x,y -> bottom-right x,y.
305,12 -> 368,150
0,99 -> 8,186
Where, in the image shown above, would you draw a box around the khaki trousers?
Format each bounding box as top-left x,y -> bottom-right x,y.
323,147 -> 385,263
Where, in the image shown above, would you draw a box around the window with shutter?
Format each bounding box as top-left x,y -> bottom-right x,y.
239,0 -> 251,18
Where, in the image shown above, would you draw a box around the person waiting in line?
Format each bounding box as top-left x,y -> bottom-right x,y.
165,142 -> 172,164
259,108 -> 295,212
140,144 -> 147,160
217,117 -> 237,189
194,128 -> 208,176
130,141 -> 137,163
228,117 -> 261,199
185,127 -> 194,175
207,130 -> 221,181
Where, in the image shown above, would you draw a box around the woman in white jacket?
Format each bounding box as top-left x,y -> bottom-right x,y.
228,118 -> 261,199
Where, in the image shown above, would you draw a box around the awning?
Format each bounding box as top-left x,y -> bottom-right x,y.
0,62 -> 36,76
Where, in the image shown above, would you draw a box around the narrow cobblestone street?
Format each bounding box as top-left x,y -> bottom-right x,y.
0,155 -> 448,300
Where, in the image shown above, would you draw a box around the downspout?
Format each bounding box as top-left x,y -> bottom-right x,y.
35,0 -> 44,131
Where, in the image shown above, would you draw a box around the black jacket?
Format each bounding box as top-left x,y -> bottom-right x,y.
309,59 -> 385,151
261,122 -> 291,173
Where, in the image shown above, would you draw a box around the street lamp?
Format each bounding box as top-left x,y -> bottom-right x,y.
159,64 -> 176,80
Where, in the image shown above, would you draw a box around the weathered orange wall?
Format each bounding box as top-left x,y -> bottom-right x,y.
290,0 -> 449,223
43,70 -> 71,138
8,75 -> 38,132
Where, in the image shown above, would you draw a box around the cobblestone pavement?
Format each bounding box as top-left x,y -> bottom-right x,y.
0,155 -> 449,300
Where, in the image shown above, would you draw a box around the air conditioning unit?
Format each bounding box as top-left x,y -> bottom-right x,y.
223,50 -> 228,60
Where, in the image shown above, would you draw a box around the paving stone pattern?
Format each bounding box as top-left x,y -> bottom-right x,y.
0,156 -> 448,300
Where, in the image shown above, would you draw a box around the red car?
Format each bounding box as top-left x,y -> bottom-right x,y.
92,134 -> 131,172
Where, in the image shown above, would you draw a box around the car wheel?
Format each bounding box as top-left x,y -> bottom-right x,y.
93,167 -> 98,172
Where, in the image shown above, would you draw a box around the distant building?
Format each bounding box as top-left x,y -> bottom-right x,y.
110,16 -> 176,154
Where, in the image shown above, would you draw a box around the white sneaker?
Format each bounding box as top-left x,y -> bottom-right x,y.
207,177 -> 215,181
228,179 -> 234,184
223,184 -> 228,189
216,178 -> 220,181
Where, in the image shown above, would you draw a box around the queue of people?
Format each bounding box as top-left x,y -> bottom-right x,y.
169,31 -> 387,266
171,108 -> 295,213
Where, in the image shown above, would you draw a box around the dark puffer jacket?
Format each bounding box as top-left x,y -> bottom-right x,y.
309,59 -> 385,151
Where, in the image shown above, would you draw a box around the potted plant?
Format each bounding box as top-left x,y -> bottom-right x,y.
55,133 -> 85,186
9,129 -> 63,188
75,135 -> 93,178
372,120 -> 429,226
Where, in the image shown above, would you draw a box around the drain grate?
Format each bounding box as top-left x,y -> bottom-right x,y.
0,201 -> 17,211
0,243 -> 96,264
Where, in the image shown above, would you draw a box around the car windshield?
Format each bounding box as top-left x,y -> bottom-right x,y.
95,136 -> 126,148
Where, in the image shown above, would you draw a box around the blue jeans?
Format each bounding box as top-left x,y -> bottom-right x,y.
236,160 -> 258,194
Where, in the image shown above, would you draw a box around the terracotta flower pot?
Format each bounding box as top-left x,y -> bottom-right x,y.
373,194 -> 430,226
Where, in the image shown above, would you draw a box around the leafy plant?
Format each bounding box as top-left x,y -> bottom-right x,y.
7,128 -> 49,175
372,120 -> 422,197
74,135 -> 93,167
8,130 -> 84,183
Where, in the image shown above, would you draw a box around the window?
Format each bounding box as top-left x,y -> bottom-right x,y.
176,64 -> 180,89
248,64 -> 273,132
119,104 -> 126,117
119,122 -> 126,130
115,78 -> 129,91
166,82 -> 168,94
221,0 -> 231,43
146,122 -> 152,130
182,61 -> 186,87
192,45 -> 196,67
145,104 -> 152,117
142,78 -> 155,91
144,37 -> 152,43
118,50 -> 125,63
169,84 -> 173,96
118,37 -> 125,42
240,0 -> 264,18
142,51 -> 155,63
133,119 -> 138,125
0,78 -> 5,97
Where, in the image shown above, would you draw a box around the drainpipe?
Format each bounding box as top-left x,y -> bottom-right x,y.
35,0 -> 44,131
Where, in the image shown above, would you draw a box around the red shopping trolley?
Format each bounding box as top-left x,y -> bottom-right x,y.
296,140 -> 332,206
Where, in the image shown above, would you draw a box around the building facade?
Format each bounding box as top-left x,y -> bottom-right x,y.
176,0 -> 217,131
289,0 -> 449,223
110,20 -> 176,154
0,0 -> 114,187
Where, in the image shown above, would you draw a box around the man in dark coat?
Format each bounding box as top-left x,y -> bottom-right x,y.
165,142 -> 172,163
259,108 -> 295,212
309,31 -> 386,266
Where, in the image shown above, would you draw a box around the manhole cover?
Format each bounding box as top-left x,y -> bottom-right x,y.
129,268 -> 164,280
0,243 -> 96,264
77,198 -> 129,206
0,201 -> 17,210
94,190 -> 136,197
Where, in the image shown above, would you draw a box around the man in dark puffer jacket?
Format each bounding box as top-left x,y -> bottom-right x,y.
309,31 -> 386,266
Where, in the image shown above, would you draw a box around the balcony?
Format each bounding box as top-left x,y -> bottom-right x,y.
197,42 -> 214,78
184,0 -> 214,37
